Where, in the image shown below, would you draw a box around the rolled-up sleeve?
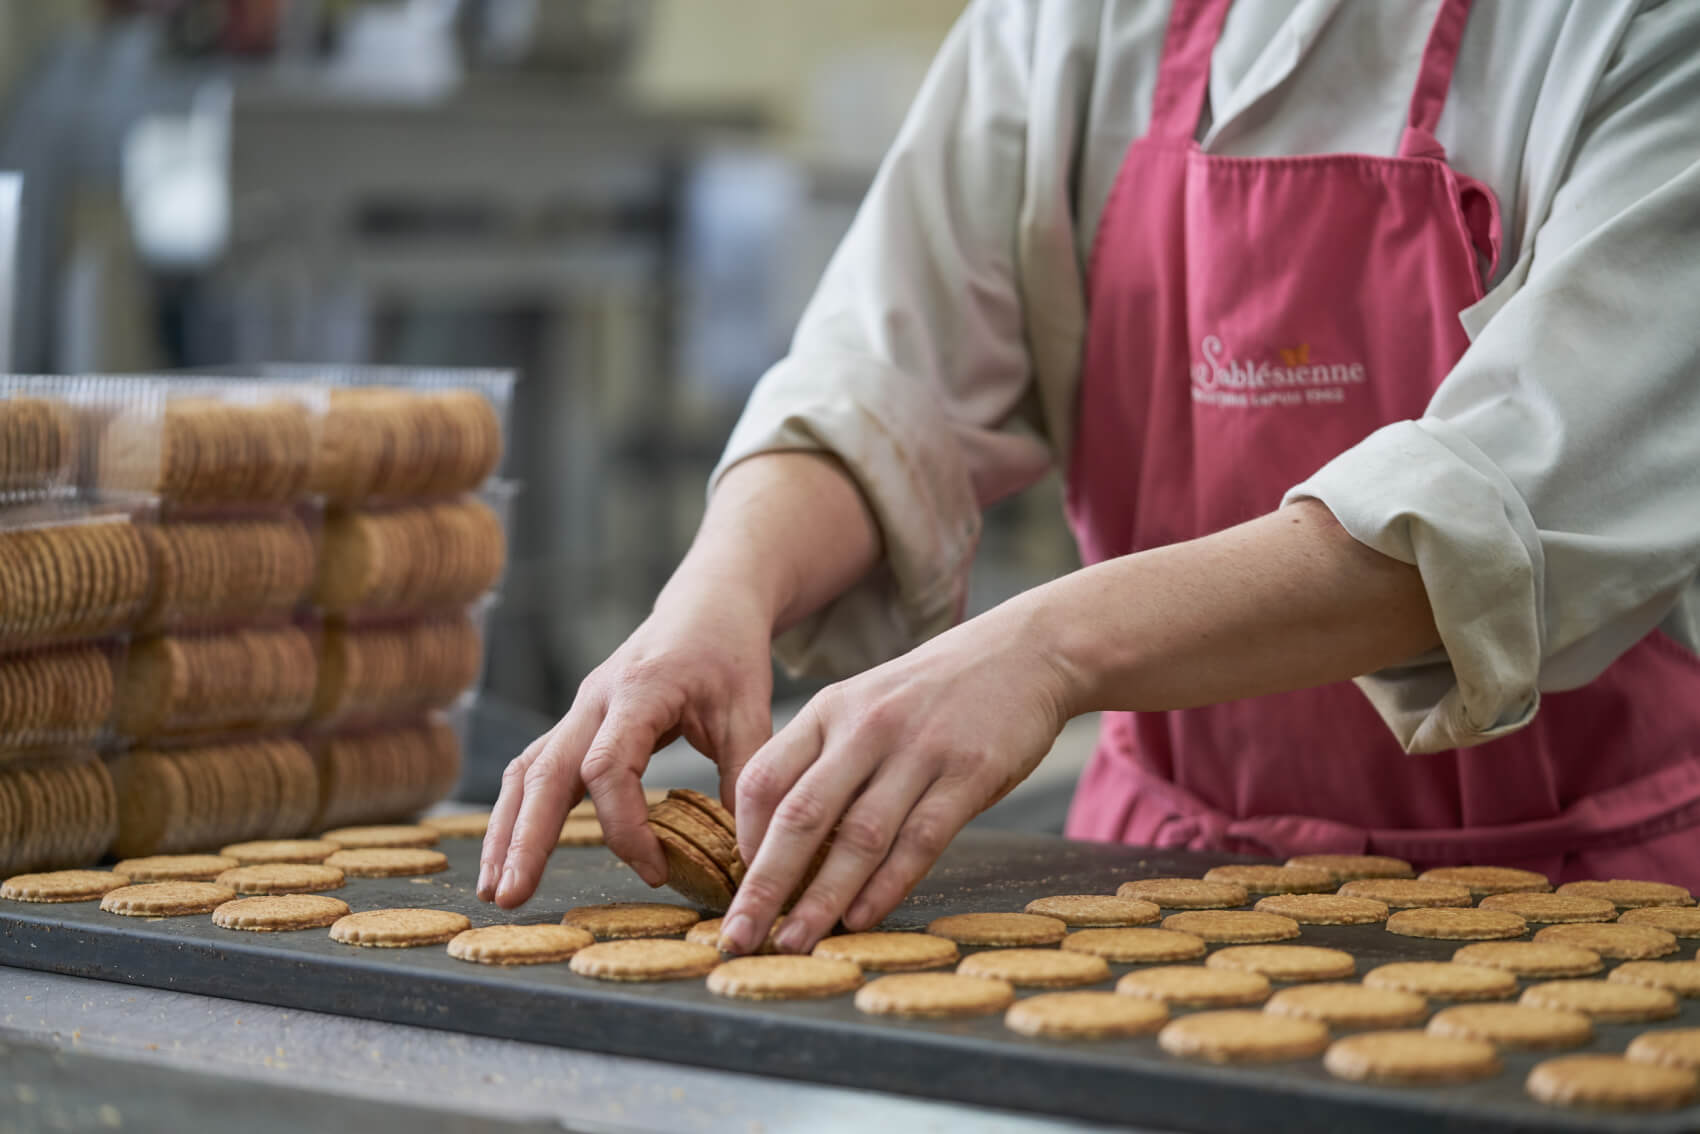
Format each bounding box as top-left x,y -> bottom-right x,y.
712,0 -> 1053,677
1286,4 -> 1700,753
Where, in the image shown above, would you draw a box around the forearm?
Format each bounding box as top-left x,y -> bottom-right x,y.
1024,499 -> 1440,717
662,452 -> 883,634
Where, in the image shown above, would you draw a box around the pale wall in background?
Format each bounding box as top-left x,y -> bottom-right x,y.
632,0 -> 966,156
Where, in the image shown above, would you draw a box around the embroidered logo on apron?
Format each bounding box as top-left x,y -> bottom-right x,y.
1189,335 -> 1367,407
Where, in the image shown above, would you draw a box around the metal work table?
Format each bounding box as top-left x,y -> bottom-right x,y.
5,828 -> 1700,1133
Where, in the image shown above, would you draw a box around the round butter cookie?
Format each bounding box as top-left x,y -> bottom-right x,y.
1158,1011 -> 1328,1064
1527,1054 -> 1698,1111
853,973 -> 1014,1019
1116,965 -> 1271,1008
1533,922 -> 1678,960
1161,910 -> 1300,943
1116,878 -> 1247,909
1520,980 -> 1679,1024
1005,991 -> 1168,1040
1325,1030 -> 1500,1085
1427,1004 -> 1593,1051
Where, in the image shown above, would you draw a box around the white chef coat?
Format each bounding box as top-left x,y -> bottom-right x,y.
710,0 -> 1700,754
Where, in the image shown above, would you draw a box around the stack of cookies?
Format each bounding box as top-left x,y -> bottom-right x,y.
0,388 -> 142,868
105,389 -> 325,858
302,385 -> 506,829
0,372 -> 511,873
647,789 -> 826,913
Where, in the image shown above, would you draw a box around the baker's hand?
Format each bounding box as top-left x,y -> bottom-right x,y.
716,600 -> 1075,954
478,581 -> 773,907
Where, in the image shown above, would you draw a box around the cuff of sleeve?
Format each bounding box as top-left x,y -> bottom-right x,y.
710,351 -> 981,677
1282,419 -> 1544,753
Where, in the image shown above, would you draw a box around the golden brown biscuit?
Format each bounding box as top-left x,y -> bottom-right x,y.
1207,945 -> 1355,983
812,932 -> 959,972
1285,854 -> 1414,881
1116,877 -> 1248,909
1157,1011 -> 1330,1064
1254,893 -> 1389,925
1060,928 -> 1207,963
323,848 -> 448,878
561,902 -> 700,940
1418,866 -> 1550,895
853,973 -> 1015,1019
1626,1028 -> 1700,1072
319,825 -> 439,850
1450,942 -> 1603,978
927,912 -> 1067,947
215,863 -> 344,895
421,812 -> 491,838
687,917 -> 780,954
1520,980 -> 1680,1024
1161,910 -> 1300,943
111,855 -> 240,882
1619,907 -> 1700,937
1324,1030 -> 1500,1085
707,955 -> 864,1000
100,881 -> 236,917
1,869 -> 129,903
569,938 -> 720,981
1526,1054 -> 1698,1111
330,908 -> 471,947
1479,892 -> 1617,924
1532,922 -> 1679,960
1609,961 -> 1700,998
218,840 -> 339,865
1385,908 -> 1529,941
1265,984 -> 1428,1029
212,894 -> 350,932
1427,1003 -> 1593,1051
1203,864 -> 1333,894
957,948 -> 1110,989
1337,878 -> 1473,908
1115,965 -> 1272,1008
1023,894 -> 1161,927
649,820 -> 732,910
1555,880 -> 1695,909
1364,962 -> 1518,1002
448,924 -> 594,965
1005,991 -> 1169,1040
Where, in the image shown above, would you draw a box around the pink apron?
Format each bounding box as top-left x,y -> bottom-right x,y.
1063,0 -> 1700,889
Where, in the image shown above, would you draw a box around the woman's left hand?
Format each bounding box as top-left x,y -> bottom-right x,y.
715,596 -> 1076,955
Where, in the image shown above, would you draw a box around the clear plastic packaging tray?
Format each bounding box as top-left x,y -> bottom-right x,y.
93,379 -> 326,507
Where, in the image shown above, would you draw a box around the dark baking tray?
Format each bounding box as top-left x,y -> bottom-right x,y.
1,830 -> 1696,1133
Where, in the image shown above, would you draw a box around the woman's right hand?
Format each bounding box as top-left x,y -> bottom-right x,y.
476,573 -> 776,907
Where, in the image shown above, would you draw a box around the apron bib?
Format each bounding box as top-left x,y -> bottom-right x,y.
1062,0 -> 1700,887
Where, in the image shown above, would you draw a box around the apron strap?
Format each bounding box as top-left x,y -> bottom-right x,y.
1399,0 -> 1476,159
1147,0 -> 1235,141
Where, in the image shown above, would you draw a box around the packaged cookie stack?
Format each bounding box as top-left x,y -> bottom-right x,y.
103,382 -> 327,858
0,381 -> 145,874
302,380 -> 508,829
0,370 -> 513,874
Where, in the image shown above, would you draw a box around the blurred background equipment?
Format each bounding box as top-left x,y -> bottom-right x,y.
0,0 -> 1086,827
